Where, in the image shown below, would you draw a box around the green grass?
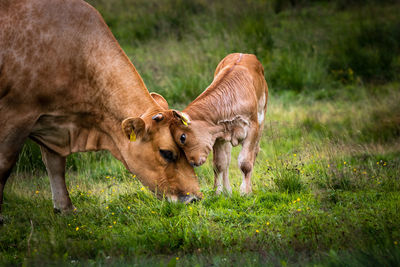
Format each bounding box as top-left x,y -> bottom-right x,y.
2,0 -> 400,266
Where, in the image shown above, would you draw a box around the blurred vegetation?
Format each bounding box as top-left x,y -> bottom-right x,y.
86,0 -> 400,99
3,0 -> 400,265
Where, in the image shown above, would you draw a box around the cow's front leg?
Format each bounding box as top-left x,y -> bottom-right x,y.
213,141 -> 232,195
238,125 -> 259,195
0,124 -> 31,224
40,145 -> 74,213
0,149 -> 20,224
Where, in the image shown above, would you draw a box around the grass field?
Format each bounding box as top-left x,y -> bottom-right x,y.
1,0 -> 400,266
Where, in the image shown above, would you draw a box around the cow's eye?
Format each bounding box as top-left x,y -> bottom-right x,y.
180,133 -> 186,144
159,149 -> 176,163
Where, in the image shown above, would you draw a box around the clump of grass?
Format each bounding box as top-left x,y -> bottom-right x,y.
269,157 -> 305,193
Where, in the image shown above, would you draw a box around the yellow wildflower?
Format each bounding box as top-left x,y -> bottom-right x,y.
35,190 -> 39,194
76,227 -> 79,231
256,230 -> 259,233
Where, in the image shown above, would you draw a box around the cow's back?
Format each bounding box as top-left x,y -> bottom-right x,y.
0,0 -> 116,114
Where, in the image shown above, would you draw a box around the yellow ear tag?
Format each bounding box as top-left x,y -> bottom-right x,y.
181,114 -> 189,127
129,130 -> 136,142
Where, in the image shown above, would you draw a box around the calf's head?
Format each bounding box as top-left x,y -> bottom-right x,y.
121,111 -> 201,203
169,111 -> 215,167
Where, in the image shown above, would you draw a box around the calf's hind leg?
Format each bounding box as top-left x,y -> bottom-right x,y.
238,125 -> 260,195
40,145 -> 74,213
213,141 -> 232,195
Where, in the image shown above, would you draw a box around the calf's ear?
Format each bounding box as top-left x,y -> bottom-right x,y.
150,92 -> 169,110
121,117 -> 146,141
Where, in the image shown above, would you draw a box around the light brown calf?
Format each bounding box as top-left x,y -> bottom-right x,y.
171,53 -> 268,195
0,0 -> 200,223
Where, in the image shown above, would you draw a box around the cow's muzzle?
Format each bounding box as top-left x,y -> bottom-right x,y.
178,194 -> 201,204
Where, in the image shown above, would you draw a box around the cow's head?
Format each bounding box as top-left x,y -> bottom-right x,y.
120,109 -> 201,203
169,110 -> 216,167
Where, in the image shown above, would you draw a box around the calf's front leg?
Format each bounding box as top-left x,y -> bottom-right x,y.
213,141 -> 232,195
40,145 -> 75,213
238,125 -> 259,195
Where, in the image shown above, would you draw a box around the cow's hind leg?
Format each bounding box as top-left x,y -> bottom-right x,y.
213,141 -> 232,195
238,125 -> 260,195
40,145 -> 74,213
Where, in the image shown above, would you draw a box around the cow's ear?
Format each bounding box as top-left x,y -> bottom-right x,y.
121,117 -> 146,141
172,110 -> 191,126
150,92 -> 169,110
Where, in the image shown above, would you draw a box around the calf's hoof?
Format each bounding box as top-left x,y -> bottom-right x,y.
240,184 -> 252,195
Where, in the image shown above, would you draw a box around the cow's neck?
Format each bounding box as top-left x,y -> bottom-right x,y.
66,48 -> 160,165
85,46 -> 159,120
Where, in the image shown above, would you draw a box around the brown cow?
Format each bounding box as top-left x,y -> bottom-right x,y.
171,53 -> 268,195
0,0 -> 201,223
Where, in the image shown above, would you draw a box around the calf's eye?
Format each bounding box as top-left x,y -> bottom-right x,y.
180,133 -> 186,144
159,149 -> 176,163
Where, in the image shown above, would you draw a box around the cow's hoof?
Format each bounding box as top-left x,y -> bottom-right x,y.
53,206 -> 77,215
53,208 -> 61,214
